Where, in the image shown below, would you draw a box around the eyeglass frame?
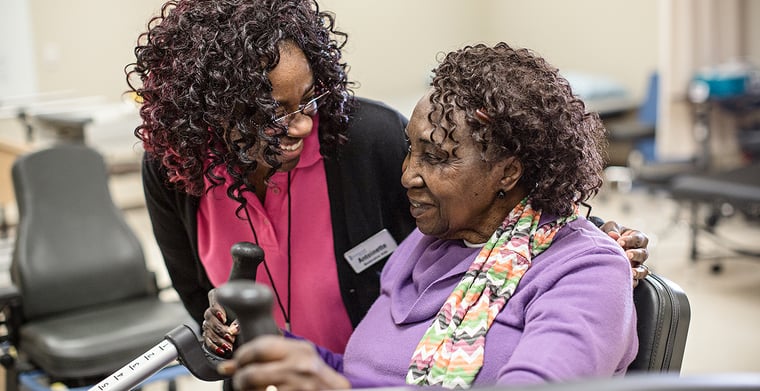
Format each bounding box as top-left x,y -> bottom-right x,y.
272,90 -> 330,126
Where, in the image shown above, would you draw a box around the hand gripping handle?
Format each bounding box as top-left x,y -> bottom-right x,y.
215,280 -> 279,343
177,242 -> 272,380
202,242 -> 267,359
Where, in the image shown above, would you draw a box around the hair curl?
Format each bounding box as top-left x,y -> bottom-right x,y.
126,0 -> 352,201
428,42 -> 606,217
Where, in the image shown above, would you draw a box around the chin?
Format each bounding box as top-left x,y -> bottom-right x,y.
277,159 -> 300,173
415,223 -> 441,238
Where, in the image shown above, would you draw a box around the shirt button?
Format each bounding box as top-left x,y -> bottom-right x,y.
271,187 -> 280,194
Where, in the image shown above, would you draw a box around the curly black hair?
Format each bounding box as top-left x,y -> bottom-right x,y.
126,0 -> 352,201
427,42 -> 607,217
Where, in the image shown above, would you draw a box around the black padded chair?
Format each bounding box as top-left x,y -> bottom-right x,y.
627,273 -> 691,373
0,143 -> 194,390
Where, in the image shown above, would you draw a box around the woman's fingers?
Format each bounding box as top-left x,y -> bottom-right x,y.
203,290 -> 237,355
225,336 -> 351,391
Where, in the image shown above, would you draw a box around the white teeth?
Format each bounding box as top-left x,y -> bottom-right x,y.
411,202 -> 421,208
280,139 -> 303,151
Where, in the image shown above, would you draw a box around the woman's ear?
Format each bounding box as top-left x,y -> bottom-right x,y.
499,156 -> 523,191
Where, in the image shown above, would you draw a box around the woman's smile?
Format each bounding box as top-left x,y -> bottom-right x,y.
401,90 -> 518,243
274,136 -> 306,168
408,197 -> 433,220
280,138 -> 303,152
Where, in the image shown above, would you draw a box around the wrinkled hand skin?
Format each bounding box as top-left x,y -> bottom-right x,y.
217,335 -> 351,391
601,220 -> 650,288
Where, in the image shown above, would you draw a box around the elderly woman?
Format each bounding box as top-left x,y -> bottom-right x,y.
218,42 -> 638,390
130,0 -> 648,359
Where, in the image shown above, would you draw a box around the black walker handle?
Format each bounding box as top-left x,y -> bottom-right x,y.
175,241 -> 272,381
215,280 -> 279,343
228,241 -> 265,281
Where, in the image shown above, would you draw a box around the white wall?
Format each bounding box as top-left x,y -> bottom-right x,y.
319,0 -> 658,116
483,1 -> 658,99
8,0 -> 659,119
745,0 -> 760,66
0,0 -> 37,103
26,1 -> 165,102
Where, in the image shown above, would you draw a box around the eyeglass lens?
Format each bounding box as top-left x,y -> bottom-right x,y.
274,91 -> 329,125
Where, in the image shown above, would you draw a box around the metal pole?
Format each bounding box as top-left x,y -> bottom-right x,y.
88,339 -> 179,391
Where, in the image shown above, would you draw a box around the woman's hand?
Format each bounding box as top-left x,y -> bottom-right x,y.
600,220 -> 650,288
217,335 -> 351,391
202,288 -> 239,357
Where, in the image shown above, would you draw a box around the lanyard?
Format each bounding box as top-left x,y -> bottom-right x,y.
242,171 -> 292,331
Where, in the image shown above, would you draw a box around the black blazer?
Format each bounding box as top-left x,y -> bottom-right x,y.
142,97 -> 416,327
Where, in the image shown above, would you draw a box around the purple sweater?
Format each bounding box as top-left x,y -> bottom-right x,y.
314,216 -> 638,388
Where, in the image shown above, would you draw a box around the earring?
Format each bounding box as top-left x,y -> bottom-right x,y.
497,190 -> 506,199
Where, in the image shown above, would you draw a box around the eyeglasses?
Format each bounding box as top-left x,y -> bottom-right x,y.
272,90 -> 330,126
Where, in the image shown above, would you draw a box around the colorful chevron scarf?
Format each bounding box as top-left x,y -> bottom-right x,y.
406,197 -> 578,389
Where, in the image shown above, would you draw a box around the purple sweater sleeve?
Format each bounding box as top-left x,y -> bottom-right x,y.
283,330 -> 344,373
494,236 -> 637,385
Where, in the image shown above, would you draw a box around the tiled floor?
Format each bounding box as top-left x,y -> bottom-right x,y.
2,173 -> 760,390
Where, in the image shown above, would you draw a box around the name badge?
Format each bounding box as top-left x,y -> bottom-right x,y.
344,229 -> 398,274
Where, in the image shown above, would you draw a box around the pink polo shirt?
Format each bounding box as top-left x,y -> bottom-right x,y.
197,118 -> 353,353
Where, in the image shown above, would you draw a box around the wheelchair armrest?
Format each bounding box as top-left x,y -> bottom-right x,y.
0,284 -> 23,345
0,285 -> 20,307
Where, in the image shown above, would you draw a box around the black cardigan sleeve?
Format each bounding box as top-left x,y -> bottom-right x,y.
324,97 -> 416,326
142,153 -> 212,325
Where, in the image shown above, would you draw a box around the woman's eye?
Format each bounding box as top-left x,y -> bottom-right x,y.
422,152 -> 446,164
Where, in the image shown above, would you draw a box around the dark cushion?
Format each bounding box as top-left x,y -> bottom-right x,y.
20,297 -> 195,379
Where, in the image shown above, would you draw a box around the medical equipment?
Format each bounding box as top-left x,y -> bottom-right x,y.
88,242 -> 277,391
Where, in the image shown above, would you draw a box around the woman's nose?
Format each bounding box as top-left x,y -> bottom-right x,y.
286,114 -> 313,138
400,155 -> 422,189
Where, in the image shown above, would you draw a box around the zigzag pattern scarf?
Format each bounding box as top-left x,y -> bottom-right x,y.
406,197 -> 578,389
